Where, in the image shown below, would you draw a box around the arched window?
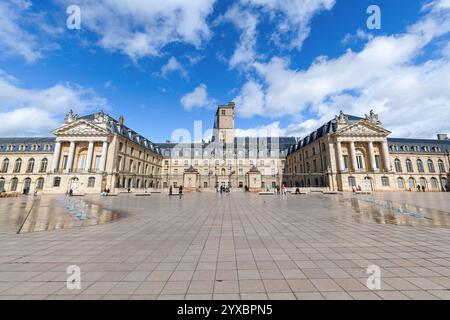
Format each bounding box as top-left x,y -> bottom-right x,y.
420,177 -> 427,189
397,178 -> 405,189
430,178 -> 438,190
417,159 -> 424,173
39,158 -> 48,172
1,158 -> 9,173
348,176 -> 356,187
408,178 -> 415,190
88,177 -> 95,188
438,160 -> 445,173
394,159 -> 402,172
427,159 -> 435,173
26,158 -> 35,173
36,178 -> 45,190
406,159 -> 413,172
10,178 -> 18,192
13,159 -> 22,173
0,178 -> 5,192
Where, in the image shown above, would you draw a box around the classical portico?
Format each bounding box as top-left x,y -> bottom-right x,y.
332,111 -> 393,191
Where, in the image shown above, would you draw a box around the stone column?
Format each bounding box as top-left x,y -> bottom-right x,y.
85,141 -> 94,172
382,141 -> 391,172
51,142 -> 61,172
349,141 -> 358,172
336,142 -> 344,172
99,141 -> 108,172
368,141 -> 377,171
66,141 -> 76,173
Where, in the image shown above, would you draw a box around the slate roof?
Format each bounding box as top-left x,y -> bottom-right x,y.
0,137 -> 56,153
80,113 -> 163,155
287,114 -> 364,155
387,138 -> 450,154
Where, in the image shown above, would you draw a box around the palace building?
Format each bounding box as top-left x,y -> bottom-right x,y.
0,105 -> 449,194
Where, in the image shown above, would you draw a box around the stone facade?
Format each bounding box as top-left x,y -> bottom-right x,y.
0,107 -> 449,194
284,111 -> 450,192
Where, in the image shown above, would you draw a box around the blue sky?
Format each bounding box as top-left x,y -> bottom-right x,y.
0,0 -> 449,141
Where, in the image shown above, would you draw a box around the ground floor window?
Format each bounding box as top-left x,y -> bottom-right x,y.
408,178 -> 415,190
430,178 -> 438,190
0,178 -> 5,192
420,178 -> 427,189
381,176 -> 390,187
163,182 -> 168,188
36,178 -> 45,190
441,178 -> 448,191
348,176 -> 356,187
272,181 -> 276,188
88,177 -> 95,188
53,177 -> 61,187
397,178 -> 404,189
11,178 -> 18,191
204,182 -> 208,188
239,181 -> 243,188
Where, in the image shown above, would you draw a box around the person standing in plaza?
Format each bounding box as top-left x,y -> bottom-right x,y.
179,185 -> 183,199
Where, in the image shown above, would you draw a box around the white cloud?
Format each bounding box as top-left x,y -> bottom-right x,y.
180,84 -> 215,110
241,0 -> 336,50
221,5 -> 259,69
342,29 -> 373,45
158,57 -> 188,79
234,1 -> 450,138
0,1 -> 61,63
0,70 -> 108,136
57,0 -> 216,61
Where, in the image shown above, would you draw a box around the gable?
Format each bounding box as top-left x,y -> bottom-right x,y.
335,120 -> 391,137
53,120 -> 109,137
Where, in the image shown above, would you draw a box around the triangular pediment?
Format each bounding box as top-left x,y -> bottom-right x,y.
336,120 -> 391,137
53,119 -> 109,137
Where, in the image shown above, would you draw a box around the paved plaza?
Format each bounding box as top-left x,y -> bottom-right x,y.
1,192 -> 450,300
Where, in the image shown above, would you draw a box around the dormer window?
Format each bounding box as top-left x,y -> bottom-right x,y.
19,145 -> 25,151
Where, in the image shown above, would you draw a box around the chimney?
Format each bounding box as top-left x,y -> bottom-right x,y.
437,134 -> 448,141
118,115 -> 124,126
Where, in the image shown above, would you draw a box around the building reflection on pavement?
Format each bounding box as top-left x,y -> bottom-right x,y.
0,196 -> 122,234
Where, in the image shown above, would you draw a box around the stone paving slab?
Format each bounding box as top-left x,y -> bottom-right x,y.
0,192 -> 450,300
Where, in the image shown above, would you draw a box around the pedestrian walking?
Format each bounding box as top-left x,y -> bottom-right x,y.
179,185 -> 183,199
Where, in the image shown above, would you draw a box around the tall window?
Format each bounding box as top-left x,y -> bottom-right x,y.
397,178 -> 405,189
356,154 -> 364,170
394,159 -> 402,172
62,155 -> 68,170
427,159 -> 435,173
26,158 -> 35,173
0,178 -> 5,192
374,155 -> 380,170
417,159 -> 424,173
13,159 -> 22,173
408,178 -> 415,189
1,158 -> 9,173
342,155 -> 349,170
406,159 -> 413,172
430,178 -> 438,190
438,160 -> 445,173
39,158 -> 48,172
10,178 -> 18,191
381,176 -> 390,187
36,178 -> 45,190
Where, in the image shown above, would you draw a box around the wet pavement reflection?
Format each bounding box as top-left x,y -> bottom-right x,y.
0,195 -> 123,234
341,194 -> 450,228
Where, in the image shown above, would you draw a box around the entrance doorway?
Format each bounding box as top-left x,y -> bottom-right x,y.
70,177 -> 79,193
363,177 -> 373,191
